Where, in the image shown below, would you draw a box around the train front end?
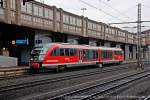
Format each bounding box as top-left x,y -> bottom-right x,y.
29,45 -> 49,70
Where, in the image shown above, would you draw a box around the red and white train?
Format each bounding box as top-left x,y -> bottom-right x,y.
30,43 -> 124,72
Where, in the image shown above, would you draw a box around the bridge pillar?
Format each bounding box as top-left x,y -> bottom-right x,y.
5,0 -> 11,24
104,42 -> 110,47
53,6 -> 57,32
132,46 -> 137,60
15,0 -> 21,25
125,45 -> 130,60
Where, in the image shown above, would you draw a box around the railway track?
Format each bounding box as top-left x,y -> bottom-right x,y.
49,70 -> 150,100
0,63 -> 136,94
144,96 -> 150,100
0,61 -> 136,81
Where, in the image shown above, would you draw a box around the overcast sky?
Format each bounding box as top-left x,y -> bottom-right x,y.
36,0 -> 150,32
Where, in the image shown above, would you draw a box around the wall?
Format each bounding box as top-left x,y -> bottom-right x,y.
0,56 -> 18,67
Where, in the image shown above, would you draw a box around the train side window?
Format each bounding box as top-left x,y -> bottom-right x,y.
89,50 -> 93,60
60,48 -> 65,56
65,48 -> 70,56
110,51 -> 113,58
70,49 -> 77,56
93,50 -> 96,59
74,49 -> 77,56
115,51 -> 118,55
102,51 -> 104,59
51,48 -> 60,56
104,51 -> 106,58
70,49 -> 73,56
115,51 -> 122,55
83,49 -> 89,60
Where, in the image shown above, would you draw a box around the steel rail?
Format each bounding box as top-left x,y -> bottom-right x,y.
0,63 -> 136,93
50,70 -> 150,100
144,95 -> 150,100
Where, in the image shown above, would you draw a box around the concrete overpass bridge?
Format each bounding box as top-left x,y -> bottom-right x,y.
0,0 -> 149,65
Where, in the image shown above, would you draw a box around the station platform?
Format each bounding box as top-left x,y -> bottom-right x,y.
0,66 -> 29,76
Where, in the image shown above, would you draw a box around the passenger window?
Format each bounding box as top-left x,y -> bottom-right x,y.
69,49 -> 77,56
51,48 -> 60,56
73,49 -> 77,56
60,48 -> 65,56
65,48 -> 70,56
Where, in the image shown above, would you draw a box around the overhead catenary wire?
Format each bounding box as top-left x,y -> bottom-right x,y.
98,0 -> 133,20
141,4 -> 150,9
79,0 -> 126,22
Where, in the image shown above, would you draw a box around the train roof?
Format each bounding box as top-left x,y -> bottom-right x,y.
37,43 -> 122,51
98,47 -> 122,51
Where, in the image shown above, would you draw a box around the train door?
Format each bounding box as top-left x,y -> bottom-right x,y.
79,49 -> 82,63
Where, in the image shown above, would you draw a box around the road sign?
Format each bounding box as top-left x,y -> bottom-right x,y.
16,40 -> 27,44
12,40 -> 16,45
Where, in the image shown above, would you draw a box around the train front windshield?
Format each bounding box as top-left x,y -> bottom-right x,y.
30,46 -> 49,61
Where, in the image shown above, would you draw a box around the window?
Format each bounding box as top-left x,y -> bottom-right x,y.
21,2 -> 32,14
51,48 -> 77,56
33,5 -> 38,16
39,7 -> 43,17
65,48 -> 69,56
27,3 -> 32,14
60,48 -> 65,56
115,51 -> 123,55
88,22 -> 92,29
70,16 -> 76,25
70,49 -> 77,56
102,50 -> 113,59
93,50 -> 98,59
63,14 -> 69,24
35,40 -> 42,44
83,49 -> 89,60
45,8 -> 49,18
76,19 -> 82,26
45,8 -> 53,19
11,0 -> 15,9
83,49 -> 98,60
56,12 -> 60,21
21,1 -> 26,12
51,48 -> 60,56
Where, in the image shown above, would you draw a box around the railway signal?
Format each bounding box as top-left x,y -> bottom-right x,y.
23,0 -> 34,5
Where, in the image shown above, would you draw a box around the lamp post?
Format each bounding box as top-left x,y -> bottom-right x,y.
81,8 -> 87,16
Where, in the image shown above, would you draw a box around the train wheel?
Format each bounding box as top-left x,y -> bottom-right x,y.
119,61 -> 123,64
30,68 -> 39,74
98,63 -> 102,68
97,63 -> 103,70
96,63 -> 102,68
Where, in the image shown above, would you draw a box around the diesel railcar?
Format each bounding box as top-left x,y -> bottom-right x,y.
29,43 -> 124,72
